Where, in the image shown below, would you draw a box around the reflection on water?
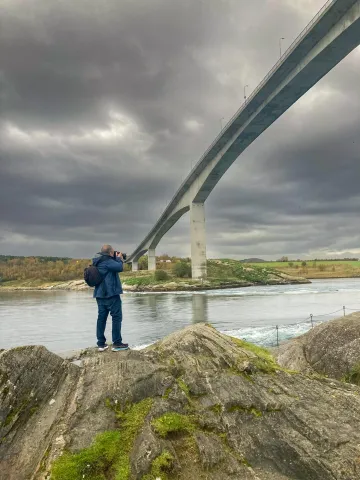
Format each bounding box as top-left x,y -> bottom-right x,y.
136,293 -> 208,324
2,279 -> 360,353
192,295 -> 208,323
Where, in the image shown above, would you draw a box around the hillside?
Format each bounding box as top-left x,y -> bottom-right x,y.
0,258 -> 309,291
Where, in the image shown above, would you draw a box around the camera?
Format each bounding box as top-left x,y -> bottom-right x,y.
114,251 -> 127,261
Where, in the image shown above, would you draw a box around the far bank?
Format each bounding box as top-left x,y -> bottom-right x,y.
248,259 -> 360,279
0,259 -> 310,292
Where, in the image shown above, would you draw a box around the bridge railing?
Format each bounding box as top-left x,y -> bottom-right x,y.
163,0 -> 336,215
191,0 -> 335,173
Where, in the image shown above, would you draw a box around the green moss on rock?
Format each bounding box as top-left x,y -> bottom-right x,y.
177,378 -> 191,400
142,450 -> 174,480
227,405 -> 262,417
230,337 -> 296,375
3,398 -> 30,426
51,430 -> 120,480
162,387 -> 172,399
51,398 -> 153,480
152,412 -> 196,438
231,337 -> 275,363
343,362 -> 360,385
209,404 -> 222,415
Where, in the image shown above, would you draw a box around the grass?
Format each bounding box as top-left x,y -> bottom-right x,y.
121,275 -> 155,286
177,378 -> 191,400
245,260 -> 360,279
343,362 -> 360,385
206,259 -> 273,283
142,450 -> 174,480
121,259 -> 286,290
209,404 -> 222,415
0,279 -> 66,289
258,260 -> 360,268
163,387 -> 173,399
230,337 -> 281,374
2,257 -> 359,289
51,398 -> 153,480
0,258 -> 297,290
152,412 -> 196,438
51,430 -> 121,480
230,336 -> 297,376
227,405 -> 262,417
231,337 -> 276,363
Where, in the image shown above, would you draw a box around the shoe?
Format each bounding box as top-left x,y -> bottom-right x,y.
98,345 -> 109,352
112,343 -> 129,351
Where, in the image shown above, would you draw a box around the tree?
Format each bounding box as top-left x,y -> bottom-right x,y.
173,262 -> 192,278
301,261 -> 307,267
138,256 -> 148,270
158,253 -> 171,261
154,270 -> 169,281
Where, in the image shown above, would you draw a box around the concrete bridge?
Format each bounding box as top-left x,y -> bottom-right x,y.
128,0 -> 360,278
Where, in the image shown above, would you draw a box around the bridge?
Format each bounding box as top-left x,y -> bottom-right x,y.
128,0 -> 360,278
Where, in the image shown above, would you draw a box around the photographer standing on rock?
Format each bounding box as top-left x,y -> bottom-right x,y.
91,244 -> 129,352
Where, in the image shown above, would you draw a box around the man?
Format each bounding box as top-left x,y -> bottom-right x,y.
92,244 -> 129,352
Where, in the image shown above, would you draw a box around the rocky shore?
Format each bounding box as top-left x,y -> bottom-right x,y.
0,271 -> 310,293
1,322 -> 360,479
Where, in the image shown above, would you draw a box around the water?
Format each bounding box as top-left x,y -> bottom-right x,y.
1,279 -> 360,354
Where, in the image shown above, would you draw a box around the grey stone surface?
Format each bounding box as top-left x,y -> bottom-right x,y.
0,346 -> 80,480
275,312 -> 360,382
2,323 -> 360,479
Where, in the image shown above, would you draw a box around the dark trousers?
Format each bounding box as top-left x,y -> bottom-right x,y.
96,295 -> 122,347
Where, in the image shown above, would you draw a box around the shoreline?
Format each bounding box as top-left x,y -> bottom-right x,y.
0,276 -> 311,293
3,273 -> 360,293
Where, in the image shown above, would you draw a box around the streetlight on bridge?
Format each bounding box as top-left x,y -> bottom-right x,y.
220,117 -> 224,131
244,84 -> 249,103
279,37 -> 285,58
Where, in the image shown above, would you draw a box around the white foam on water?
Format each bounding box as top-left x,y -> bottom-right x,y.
132,343 -> 153,350
222,319 -> 318,347
130,320 -> 321,351
124,281 -> 360,299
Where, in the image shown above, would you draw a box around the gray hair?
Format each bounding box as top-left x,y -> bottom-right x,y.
100,244 -> 113,255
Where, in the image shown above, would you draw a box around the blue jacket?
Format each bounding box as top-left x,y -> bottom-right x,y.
92,254 -> 123,298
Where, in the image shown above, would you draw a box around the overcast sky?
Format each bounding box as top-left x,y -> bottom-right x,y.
1,0 -> 360,260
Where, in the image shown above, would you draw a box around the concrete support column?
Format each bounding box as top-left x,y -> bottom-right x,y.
190,202 -> 207,279
132,260 -> 138,272
148,248 -> 156,271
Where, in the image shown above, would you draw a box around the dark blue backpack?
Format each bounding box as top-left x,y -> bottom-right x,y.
84,257 -> 108,287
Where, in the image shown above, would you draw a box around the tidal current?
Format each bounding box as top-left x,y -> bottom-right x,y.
1,278 -> 360,354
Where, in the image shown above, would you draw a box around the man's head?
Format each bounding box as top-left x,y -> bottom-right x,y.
100,244 -> 114,256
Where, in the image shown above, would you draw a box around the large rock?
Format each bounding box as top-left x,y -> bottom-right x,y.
275,312 -> 360,382
1,324 -> 360,479
0,346 -> 79,479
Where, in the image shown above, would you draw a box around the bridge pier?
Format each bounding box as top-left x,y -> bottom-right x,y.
132,260 -> 138,271
148,248 -> 156,271
190,202 -> 207,279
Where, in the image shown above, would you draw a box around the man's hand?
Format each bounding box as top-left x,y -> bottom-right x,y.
116,251 -> 124,261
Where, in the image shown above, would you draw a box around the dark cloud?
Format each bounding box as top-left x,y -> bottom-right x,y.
1,0 -> 360,259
